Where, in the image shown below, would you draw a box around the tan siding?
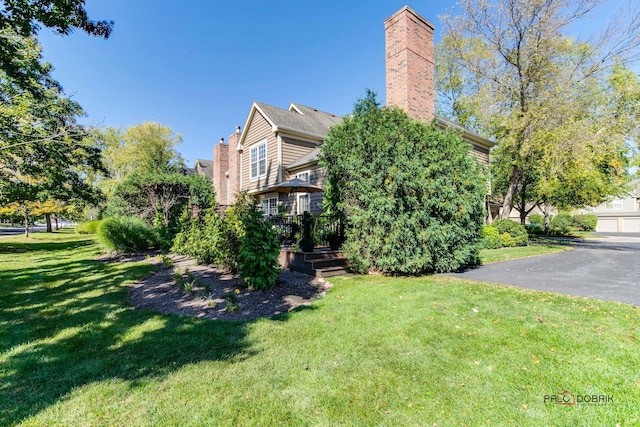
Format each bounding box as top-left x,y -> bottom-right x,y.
469,144 -> 490,166
281,137 -> 319,167
241,111 -> 278,191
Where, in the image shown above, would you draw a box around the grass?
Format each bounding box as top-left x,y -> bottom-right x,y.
480,242 -> 571,264
1,231 -> 639,426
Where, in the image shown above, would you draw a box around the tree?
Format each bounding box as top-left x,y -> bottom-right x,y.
320,91 -> 487,274
97,123 -> 186,197
0,0 -> 112,95
0,37 -> 106,237
437,0 -> 640,219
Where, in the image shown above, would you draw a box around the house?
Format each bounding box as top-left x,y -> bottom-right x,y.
584,179 -> 640,232
193,159 -> 213,181
212,6 -> 494,215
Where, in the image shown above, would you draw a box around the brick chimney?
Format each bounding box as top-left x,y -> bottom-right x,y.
227,126 -> 241,205
384,6 -> 435,122
212,137 -> 229,205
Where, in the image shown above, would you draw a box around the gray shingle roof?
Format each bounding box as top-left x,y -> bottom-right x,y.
255,102 -> 343,139
194,159 -> 213,179
287,147 -> 320,170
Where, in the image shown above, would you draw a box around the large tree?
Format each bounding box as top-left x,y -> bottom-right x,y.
437,0 -> 640,219
97,123 -> 186,197
320,91 -> 486,274
0,36 -> 105,236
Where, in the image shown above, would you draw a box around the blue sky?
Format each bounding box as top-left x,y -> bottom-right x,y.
37,1 -> 627,167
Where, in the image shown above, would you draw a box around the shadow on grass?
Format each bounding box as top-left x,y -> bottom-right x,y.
0,240 -> 261,425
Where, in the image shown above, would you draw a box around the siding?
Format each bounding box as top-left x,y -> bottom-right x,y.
241,111 -> 278,191
281,137 -> 319,167
284,165 -> 326,215
469,144 -> 490,166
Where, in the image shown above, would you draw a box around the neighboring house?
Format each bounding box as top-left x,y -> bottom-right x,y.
193,159 -> 213,181
584,180 -> 640,232
212,6 -> 494,215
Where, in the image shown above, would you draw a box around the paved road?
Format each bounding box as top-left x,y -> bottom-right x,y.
448,234 -> 640,306
0,226 -> 46,237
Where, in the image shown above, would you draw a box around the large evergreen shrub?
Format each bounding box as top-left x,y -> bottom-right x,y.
319,91 -> 487,274
551,213 -> 574,234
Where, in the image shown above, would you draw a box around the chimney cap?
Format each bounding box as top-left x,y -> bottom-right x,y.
235,126 -> 241,134
219,137 -> 225,144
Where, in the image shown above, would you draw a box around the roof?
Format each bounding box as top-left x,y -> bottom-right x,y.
194,159 -> 213,179
434,115 -> 495,149
287,147 -> 321,170
238,102 -> 343,149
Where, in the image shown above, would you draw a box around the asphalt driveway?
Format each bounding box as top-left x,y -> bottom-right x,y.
448,233 -> 640,306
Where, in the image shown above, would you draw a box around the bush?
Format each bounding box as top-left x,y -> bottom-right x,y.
96,217 -> 156,253
499,232 -> 516,247
482,225 -> 502,249
573,214 -> 597,232
525,223 -> 543,236
492,219 -> 529,246
319,91 -> 486,274
528,214 -> 544,227
237,204 -> 281,290
75,220 -> 101,234
550,213 -> 574,234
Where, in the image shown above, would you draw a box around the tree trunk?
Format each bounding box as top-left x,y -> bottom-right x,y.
55,216 -> 60,230
45,213 -> 53,232
24,211 -> 30,238
500,165 -> 520,220
543,204 -> 551,234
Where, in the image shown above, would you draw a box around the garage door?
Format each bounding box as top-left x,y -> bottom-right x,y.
623,217 -> 640,233
597,218 -> 618,232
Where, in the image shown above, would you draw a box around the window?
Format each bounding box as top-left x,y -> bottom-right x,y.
605,199 -> 622,210
250,141 -> 266,180
297,193 -> 310,214
296,171 -> 310,182
261,197 -> 278,216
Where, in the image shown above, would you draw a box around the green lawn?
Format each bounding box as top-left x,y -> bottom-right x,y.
480,242 -> 571,264
1,232 -> 638,426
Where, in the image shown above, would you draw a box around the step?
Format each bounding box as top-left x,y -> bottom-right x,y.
304,251 -> 343,261
315,265 -> 349,278
309,257 -> 348,269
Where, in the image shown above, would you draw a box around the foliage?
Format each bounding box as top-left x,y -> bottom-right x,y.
492,219 -> 529,247
107,172 -> 213,231
237,203 -> 281,290
97,123 -> 186,197
550,213 -> 575,235
320,91 -> 486,274
572,214 -> 598,232
96,217 -> 156,253
481,225 -> 501,249
528,214 -> 544,227
437,0 -> 639,217
172,209 -> 240,271
0,1 -> 112,96
0,34 -> 106,237
75,220 -> 101,234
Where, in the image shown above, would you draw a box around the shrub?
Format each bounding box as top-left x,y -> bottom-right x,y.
573,214 -> 598,232
237,204 -> 281,290
525,223 -> 543,236
528,214 -> 544,227
499,232 -> 516,247
550,213 -> 574,234
492,219 -> 529,246
319,91 -> 486,274
75,220 -> 101,234
482,225 -> 502,249
96,217 -> 156,253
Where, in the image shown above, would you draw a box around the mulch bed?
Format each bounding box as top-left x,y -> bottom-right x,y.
121,253 -> 332,321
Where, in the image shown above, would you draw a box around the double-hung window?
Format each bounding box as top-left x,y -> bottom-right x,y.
605,199 -> 622,210
250,141 -> 266,180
